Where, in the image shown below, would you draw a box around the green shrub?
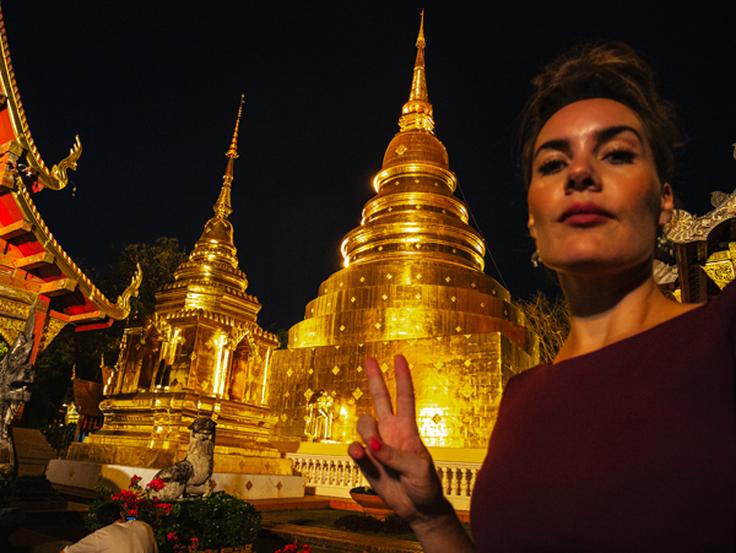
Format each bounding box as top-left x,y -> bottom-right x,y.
178,491 -> 261,548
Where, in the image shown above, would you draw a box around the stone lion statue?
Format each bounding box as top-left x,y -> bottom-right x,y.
150,417 -> 216,500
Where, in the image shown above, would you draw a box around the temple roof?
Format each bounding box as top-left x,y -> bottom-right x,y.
0,7 -> 140,330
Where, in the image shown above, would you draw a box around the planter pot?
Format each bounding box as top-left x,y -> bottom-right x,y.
349,491 -> 393,518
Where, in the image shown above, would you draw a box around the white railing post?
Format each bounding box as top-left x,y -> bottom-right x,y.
286,451 -> 480,510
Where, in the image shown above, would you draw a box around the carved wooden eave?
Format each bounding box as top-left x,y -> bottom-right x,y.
0,10 -> 79,192
0,7 -> 141,348
663,188 -> 736,302
665,191 -> 736,244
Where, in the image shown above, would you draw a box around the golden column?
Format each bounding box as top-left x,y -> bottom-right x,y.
71,97 -> 289,475
269,14 -> 539,450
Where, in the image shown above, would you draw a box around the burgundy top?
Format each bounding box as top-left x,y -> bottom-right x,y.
471,280 -> 736,552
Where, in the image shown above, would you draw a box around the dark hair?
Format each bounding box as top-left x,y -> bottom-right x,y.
517,41 -> 683,189
96,501 -> 124,526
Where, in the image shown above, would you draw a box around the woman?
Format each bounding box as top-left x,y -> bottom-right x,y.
347,41 -> 735,551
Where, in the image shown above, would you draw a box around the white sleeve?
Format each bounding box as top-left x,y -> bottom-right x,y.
62,528 -> 102,553
147,522 -> 159,553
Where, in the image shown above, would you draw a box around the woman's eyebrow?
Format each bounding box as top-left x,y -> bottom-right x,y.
534,125 -> 644,161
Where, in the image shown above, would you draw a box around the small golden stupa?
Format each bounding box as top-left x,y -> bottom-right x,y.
269,13 -> 539,450
70,97 -> 289,475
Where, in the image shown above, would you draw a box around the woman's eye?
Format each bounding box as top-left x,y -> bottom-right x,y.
605,150 -> 636,164
537,159 -> 565,175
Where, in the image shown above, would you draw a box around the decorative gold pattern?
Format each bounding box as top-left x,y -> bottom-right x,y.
50,135 -> 82,190
702,242 -> 736,289
665,196 -> 736,243
114,263 -> 143,318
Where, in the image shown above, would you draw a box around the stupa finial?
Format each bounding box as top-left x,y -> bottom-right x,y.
416,9 -> 426,51
226,93 -> 245,160
215,94 -> 245,219
399,10 -> 434,132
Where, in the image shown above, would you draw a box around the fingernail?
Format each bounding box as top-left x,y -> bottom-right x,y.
369,437 -> 381,452
350,444 -> 364,459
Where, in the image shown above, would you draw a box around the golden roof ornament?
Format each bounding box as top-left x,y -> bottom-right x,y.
399,9 -> 434,133
215,93 -> 245,220
168,95 -> 251,293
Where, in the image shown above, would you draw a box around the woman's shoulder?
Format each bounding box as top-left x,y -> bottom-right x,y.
505,281 -> 736,389
706,277 -> 736,319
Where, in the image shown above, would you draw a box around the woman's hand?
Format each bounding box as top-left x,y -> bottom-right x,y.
347,354 -> 450,527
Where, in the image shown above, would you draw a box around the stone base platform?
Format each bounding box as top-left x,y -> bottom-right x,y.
46,459 -> 305,500
67,441 -> 293,475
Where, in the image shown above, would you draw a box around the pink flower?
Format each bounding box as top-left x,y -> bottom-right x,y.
166,531 -> 178,542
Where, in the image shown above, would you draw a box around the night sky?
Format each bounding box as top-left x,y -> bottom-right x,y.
2,2 -> 734,332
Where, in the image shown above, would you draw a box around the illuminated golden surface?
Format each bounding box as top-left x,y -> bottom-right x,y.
702,241 -> 736,290
269,16 -> 539,449
78,98 -> 283,472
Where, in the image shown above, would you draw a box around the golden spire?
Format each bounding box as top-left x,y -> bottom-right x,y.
226,93 -> 245,160
214,94 -> 245,219
173,94 -> 248,290
399,9 -> 434,133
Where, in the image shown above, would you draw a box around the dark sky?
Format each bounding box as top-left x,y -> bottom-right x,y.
2,2 -> 734,331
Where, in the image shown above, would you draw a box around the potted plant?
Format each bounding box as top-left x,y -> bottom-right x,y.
348,486 -> 392,518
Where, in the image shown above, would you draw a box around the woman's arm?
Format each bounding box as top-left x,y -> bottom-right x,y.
348,354 -> 475,553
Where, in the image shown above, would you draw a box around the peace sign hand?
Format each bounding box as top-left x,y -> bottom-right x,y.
347,354 -> 451,528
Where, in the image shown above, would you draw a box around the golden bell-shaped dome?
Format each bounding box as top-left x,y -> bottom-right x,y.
383,129 -> 449,170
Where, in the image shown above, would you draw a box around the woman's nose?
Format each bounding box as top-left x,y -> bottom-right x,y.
566,156 -> 601,192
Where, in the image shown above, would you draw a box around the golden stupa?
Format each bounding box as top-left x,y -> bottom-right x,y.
269,14 -> 539,450
69,97 -> 289,475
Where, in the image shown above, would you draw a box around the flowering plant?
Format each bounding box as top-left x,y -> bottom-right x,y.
88,475 -> 182,552
274,543 -> 313,553
88,477 -> 260,553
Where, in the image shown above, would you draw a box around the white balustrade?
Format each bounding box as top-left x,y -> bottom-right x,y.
287,452 -> 480,511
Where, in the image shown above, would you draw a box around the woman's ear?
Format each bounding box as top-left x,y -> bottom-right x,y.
528,214 -> 536,237
659,182 -> 674,226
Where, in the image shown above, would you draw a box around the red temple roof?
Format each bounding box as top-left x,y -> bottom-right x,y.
0,7 -> 140,332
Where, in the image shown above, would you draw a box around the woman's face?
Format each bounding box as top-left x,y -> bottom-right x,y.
527,98 -> 673,276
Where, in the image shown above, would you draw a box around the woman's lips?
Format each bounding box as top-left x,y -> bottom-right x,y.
562,212 -> 610,225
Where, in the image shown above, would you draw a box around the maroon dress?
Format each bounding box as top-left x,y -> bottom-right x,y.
471,280 -> 736,552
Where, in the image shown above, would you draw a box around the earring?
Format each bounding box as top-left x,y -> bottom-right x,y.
531,249 -> 541,268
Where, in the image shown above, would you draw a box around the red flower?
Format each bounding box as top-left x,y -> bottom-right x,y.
127,508 -> 138,518
277,544 -> 309,553
130,475 -> 142,487
155,501 -> 173,515
166,531 -> 179,542
146,477 -> 166,491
